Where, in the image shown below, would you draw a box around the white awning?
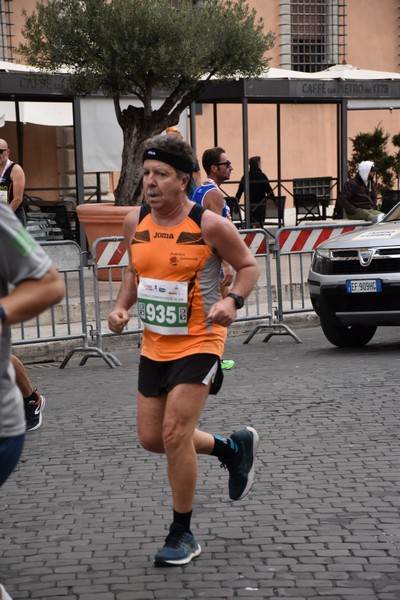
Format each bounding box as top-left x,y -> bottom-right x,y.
0,100 -> 73,127
0,60 -> 39,72
315,64 -> 400,81
348,99 -> 400,110
80,97 -> 188,172
262,64 -> 400,81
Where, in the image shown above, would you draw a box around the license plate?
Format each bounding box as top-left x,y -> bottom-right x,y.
346,279 -> 382,293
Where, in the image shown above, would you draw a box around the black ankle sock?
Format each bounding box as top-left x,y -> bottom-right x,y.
210,435 -> 239,460
23,390 -> 37,403
173,509 -> 192,533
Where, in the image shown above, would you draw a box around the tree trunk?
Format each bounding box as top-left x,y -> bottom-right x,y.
113,109 -> 165,206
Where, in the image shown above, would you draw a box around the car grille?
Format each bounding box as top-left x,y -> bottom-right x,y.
323,248 -> 400,275
327,258 -> 400,275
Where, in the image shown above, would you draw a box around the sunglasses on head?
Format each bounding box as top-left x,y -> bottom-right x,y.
213,161 -> 232,168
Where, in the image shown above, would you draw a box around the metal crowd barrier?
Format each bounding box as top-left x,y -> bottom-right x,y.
90,230 -> 282,351
11,240 -> 116,368
272,222 -> 369,340
89,236 -> 143,366
14,226 -> 369,367
236,229 -> 274,339
239,229 -> 301,344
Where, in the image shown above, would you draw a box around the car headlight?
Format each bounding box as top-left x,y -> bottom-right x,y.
315,247 -> 331,259
312,246 -> 331,274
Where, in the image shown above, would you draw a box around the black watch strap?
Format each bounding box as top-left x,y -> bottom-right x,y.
227,293 -> 244,309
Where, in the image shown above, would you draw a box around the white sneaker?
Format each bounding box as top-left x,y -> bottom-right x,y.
25,393 -> 46,432
0,584 -> 13,600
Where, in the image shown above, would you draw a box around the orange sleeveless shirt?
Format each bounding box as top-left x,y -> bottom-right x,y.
131,204 -> 227,361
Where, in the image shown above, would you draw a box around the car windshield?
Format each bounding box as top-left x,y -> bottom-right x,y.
383,202 -> 400,222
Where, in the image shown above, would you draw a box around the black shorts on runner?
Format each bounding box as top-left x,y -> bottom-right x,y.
138,353 -> 224,397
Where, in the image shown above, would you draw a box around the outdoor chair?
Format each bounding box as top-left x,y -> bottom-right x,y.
381,190 -> 400,214
294,193 -> 322,224
225,196 -> 245,228
265,195 -> 286,228
332,198 -> 344,219
25,197 -> 76,241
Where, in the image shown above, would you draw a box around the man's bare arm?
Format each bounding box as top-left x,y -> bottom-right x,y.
108,208 -> 140,334
9,164 -> 25,212
202,188 -> 233,287
1,266 -> 65,325
202,188 -> 225,215
201,211 -> 259,326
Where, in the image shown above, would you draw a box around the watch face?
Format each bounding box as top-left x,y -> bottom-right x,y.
229,293 -> 244,309
236,295 -> 244,309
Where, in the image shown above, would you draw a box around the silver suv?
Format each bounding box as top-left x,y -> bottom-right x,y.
308,202 -> 400,347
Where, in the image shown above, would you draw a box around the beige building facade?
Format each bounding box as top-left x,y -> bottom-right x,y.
193,0 -> 400,202
1,0 -> 399,205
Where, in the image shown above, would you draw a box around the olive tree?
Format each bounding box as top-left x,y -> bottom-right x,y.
19,0 -> 274,204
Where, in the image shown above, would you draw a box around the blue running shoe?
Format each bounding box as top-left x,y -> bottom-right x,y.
220,426 -> 259,501
154,523 -> 201,567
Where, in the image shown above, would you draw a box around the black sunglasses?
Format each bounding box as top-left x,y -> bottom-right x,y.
0,148 -> 8,153
213,161 -> 232,168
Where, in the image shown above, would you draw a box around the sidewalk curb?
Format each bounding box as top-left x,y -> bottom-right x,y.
13,313 -> 320,365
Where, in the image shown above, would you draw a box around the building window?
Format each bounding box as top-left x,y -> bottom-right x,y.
0,0 -> 14,62
280,0 -> 346,73
170,0 -> 207,6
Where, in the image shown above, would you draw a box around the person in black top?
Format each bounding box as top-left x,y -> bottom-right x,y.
337,160 -> 382,221
236,156 -> 275,227
0,138 -> 26,225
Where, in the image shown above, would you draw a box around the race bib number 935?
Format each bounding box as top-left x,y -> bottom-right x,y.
137,277 -> 188,335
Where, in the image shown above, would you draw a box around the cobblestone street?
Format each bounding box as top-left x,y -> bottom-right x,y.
1,326 -> 400,599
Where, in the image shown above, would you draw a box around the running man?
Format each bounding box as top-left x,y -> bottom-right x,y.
108,134 -> 260,566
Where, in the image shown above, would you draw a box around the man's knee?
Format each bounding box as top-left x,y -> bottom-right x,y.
162,418 -> 190,454
138,421 -> 188,454
137,427 -> 164,453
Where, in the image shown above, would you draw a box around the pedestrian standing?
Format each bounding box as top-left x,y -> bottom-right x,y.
236,156 -> 275,227
0,138 -> 26,225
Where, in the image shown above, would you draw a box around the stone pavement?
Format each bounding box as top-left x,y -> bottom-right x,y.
1,326 -> 400,600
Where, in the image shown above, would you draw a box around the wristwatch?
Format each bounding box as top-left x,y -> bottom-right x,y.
227,292 -> 245,309
0,303 -> 6,323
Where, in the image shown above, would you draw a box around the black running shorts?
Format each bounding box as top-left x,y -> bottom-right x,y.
138,353 -> 224,397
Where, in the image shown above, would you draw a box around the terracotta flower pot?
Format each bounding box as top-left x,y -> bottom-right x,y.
77,202 -> 134,281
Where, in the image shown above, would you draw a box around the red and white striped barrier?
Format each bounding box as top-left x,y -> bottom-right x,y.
94,239 -> 128,268
91,231 -> 275,343
241,231 -> 269,255
95,231 -> 270,265
93,225 -> 359,263
277,225 -> 363,254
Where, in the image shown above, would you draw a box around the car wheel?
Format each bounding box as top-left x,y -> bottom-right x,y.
320,314 -> 377,348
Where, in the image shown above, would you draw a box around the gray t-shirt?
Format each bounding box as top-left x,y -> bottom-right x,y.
0,204 -> 52,437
